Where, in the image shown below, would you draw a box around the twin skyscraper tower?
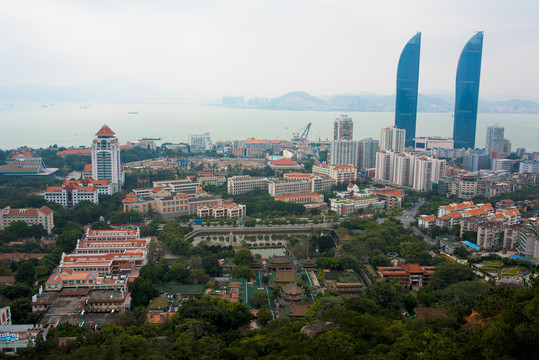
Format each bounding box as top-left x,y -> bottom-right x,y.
395,32 -> 484,149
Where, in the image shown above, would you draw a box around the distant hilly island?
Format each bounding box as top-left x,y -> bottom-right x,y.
0,77 -> 537,114
224,91 -> 539,114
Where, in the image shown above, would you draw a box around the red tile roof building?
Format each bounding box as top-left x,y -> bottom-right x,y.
196,202 -> 246,219
0,206 -> 54,234
275,192 -> 324,205
377,263 -> 436,288
312,163 -> 358,183
44,178 -> 112,208
268,158 -> 301,170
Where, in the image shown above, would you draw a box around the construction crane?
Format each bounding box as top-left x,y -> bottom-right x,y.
292,123 -> 312,143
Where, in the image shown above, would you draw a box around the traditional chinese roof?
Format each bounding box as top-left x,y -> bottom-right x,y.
96,125 -> 115,136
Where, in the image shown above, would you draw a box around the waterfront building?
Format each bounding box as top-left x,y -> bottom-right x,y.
358,138 -> 379,169
501,138 -> 512,156
329,140 -> 359,166
333,115 -> 353,140
413,137 -> 454,151
91,125 -> 124,193
0,206 -> 54,234
380,126 -> 405,153
485,124 -> 504,154
188,133 -> 213,151
395,32 -> 421,148
453,32 -> 484,149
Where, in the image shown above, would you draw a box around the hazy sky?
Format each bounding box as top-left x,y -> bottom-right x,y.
2,0 -> 539,99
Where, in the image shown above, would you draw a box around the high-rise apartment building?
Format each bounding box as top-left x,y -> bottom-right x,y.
375,150 -> 395,182
330,140 -> 359,167
358,138 -> 379,169
375,151 -> 445,192
395,32 -> 421,148
393,153 -> 415,187
485,124 -> 504,154
91,125 -> 124,193
453,32 -> 484,149
333,115 -> 353,140
380,126 -> 406,153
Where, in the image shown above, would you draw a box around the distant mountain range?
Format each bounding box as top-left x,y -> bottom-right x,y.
234,91 -> 539,114
0,78 -> 537,113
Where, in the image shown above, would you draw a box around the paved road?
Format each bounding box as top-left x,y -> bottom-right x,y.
399,198 -> 425,228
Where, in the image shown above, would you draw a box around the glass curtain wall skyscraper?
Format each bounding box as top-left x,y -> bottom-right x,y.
453,32 -> 483,149
395,32 -> 421,148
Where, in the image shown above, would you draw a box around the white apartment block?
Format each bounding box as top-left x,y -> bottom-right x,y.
312,163 -> 357,183
393,153 -> 415,187
0,206 -> 54,234
188,133 -> 213,151
491,159 -> 513,172
329,140 -> 359,167
91,125 -> 124,193
227,176 -> 269,195
413,137 -> 454,151
375,151 -> 446,192
375,150 -> 395,182
268,179 -> 312,197
45,182 -> 99,208
380,126 -> 405,153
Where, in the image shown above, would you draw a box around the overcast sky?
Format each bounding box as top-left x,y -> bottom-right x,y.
2,0 -> 538,100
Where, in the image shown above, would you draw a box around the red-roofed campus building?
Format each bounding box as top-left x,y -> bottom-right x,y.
312,163 -> 358,183
377,263 -> 436,288
44,178 -> 112,208
268,158 -> 301,170
0,206 -> 54,234
196,202 -> 246,218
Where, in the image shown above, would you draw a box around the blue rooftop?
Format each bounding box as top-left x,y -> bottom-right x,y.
509,255 -> 537,266
461,240 -> 482,250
